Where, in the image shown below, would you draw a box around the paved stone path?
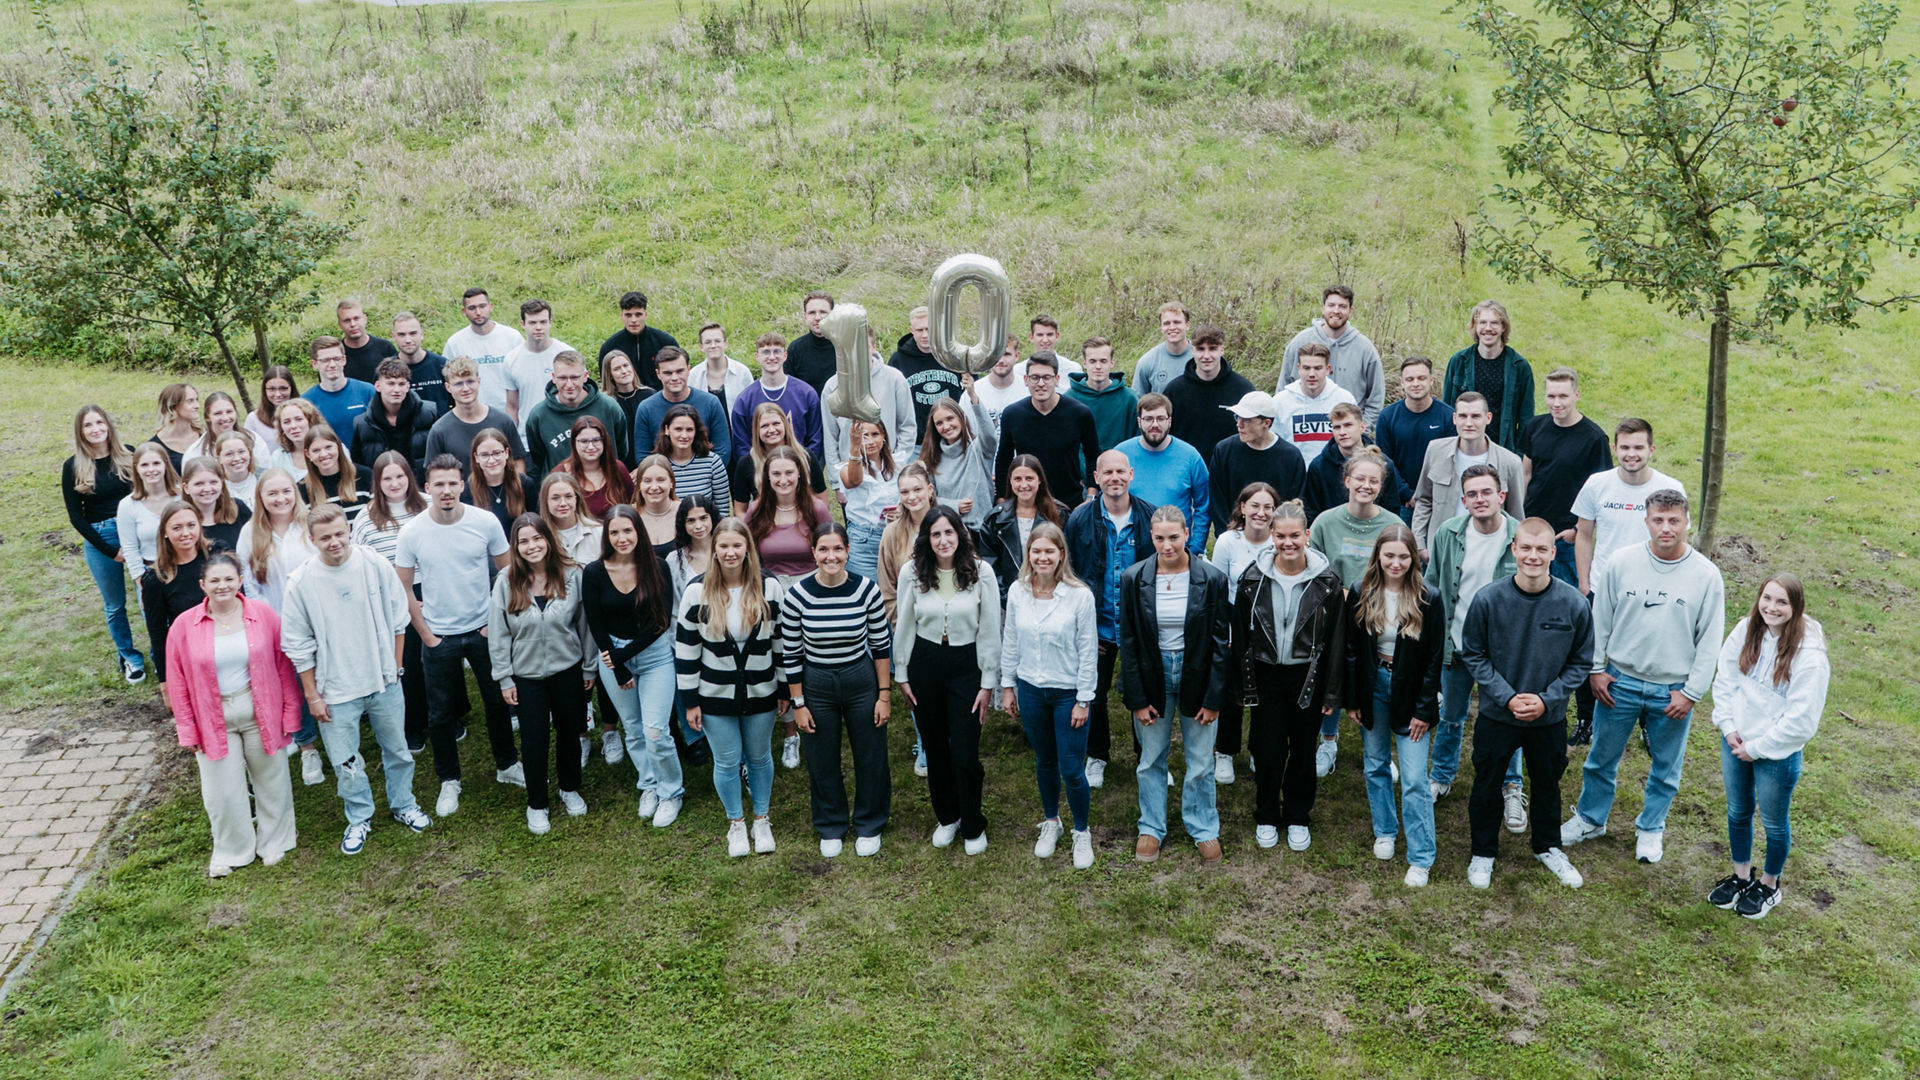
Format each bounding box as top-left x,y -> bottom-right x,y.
0,727 -> 158,980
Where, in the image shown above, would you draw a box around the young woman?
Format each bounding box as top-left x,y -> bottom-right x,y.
747,445 -> 834,769
235,467 -> 324,784
269,399 -> 324,483
1310,449 -> 1396,589
1229,499 -> 1346,853
351,451 -> 431,753
600,350 -> 654,458
978,454 -> 1068,605
150,382 -> 203,473
214,431 -> 260,507
141,501 -> 210,695
665,495 -> 718,603
181,457 -> 252,554
675,518 -> 788,857
635,454 -> 684,559
921,393 -> 997,530
555,415 -> 634,521
164,550 -> 302,877
1207,481 -> 1279,785
246,367 -> 298,448
894,506 -> 1002,856
999,521 -> 1098,869
189,391 -> 263,463
876,462 -> 938,624
301,427 -> 373,524
1342,524 -> 1443,887
64,405 -> 144,682
655,404 -> 731,511
585,506 -> 683,827
1707,573 -> 1830,920
541,470 -> 618,768
780,525 -> 893,858
1119,506 -> 1232,866
466,428 -> 527,539
115,443 -> 183,570
839,420 -> 903,584
488,514 -> 598,835
731,402 -> 825,517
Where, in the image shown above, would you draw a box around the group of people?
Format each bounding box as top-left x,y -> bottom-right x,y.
60,287 -> 1828,918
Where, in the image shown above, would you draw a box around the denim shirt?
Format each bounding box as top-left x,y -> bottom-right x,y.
1098,513 -> 1134,643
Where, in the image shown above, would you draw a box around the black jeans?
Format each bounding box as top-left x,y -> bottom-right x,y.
1247,661 -> 1321,828
401,623 -> 427,748
516,670 -> 588,812
423,628 -> 517,783
1091,638 -> 1119,765
1469,715 -> 1568,857
801,659 -> 891,839
908,638 -> 987,840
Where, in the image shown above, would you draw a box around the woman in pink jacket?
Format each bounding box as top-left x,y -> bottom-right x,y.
164,550 -> 304,877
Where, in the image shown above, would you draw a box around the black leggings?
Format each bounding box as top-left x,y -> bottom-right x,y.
908,638 -> 987,840
1247,662 -> 1321,828
516,671 -> 587,811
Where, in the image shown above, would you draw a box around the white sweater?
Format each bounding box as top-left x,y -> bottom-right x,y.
280,547 -> 410,704
893,560 -> 1001,690
1710,618 -> 1829,761
999,581 -> 1098,701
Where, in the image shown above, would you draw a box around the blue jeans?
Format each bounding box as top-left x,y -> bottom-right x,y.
600,634 -> 684,802
1430,661 -> 1521,786
1133,650 -> 1219,844
314,682 -> 418,826
1574,666 -> 1694,834
703,709 -> 776,819
82,518 -> 142,669
1550,538 -> 1578,587
1722,741 -> 1802,877
847,519 -> 885,585
1017,680 -> 1090,830
1363,667 -> 1435,867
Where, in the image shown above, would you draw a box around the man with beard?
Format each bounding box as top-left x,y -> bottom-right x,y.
1279,285 -> 1385,429
1116,394 -> 1209,555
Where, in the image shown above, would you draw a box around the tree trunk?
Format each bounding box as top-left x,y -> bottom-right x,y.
1698,290 -> 1730,555
253,319 -> 271,377
211,324 -> 253,412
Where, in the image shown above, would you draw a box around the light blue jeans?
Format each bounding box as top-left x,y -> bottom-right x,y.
82,518 -> 143,669
1574,666 -> 1694,834
1430,661 -> 1522,787
600,634 -> 684,802
1133,650 -> 1219,844
1017,680 -> 1090,831
1722,741 -> 1802,877
847,519 -> 885,585
1363,666 -> 1435,867
314,682 -> 417,826
703,709 -> 776,819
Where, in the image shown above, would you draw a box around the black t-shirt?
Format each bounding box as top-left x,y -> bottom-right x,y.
404,351 -> 451,411
1519,414 -> 1612,531
343,336 -> 395,385
730,450 -> 829,505
203,502 -> 253,555
598,327 -> 681,392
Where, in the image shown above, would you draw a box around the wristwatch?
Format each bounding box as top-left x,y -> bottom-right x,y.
791,696 -> 807,710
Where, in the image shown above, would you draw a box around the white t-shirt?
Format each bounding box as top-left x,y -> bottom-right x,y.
1154,570 -> 1189,653
500,338 -> 576,430
973,378 -> 1028,437
1379,589 -> 1400,656
1571,467 -> 1686,578
444,324 -> 526,414
394,505 -> 509,636
1451,523 -> 1506,653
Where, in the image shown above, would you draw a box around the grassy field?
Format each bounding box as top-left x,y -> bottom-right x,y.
1,0 -> 1917,1077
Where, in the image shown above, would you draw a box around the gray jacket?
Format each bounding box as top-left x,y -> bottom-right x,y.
1410,437 -> 1526,556
486,565 -> 596,687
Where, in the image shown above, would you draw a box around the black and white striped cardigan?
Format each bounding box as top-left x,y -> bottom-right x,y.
674,573 -> 787,717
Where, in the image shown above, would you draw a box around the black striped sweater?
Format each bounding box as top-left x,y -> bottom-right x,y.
674,574 -> 787,716
777,572 -> 891,684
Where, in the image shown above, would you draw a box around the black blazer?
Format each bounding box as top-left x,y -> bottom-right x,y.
1118,557 -> 1231,719
1343,583 -> 1444,736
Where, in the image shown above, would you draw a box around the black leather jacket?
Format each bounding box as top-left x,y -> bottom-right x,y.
1230,558 -> 1347,712
1118,557 -> 1232,718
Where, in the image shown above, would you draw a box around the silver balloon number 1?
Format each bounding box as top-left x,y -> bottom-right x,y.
925,254 -> 1012,376
822,303 -> 881,425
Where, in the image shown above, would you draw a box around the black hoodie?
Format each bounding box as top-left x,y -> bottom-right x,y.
1163,357 -> 1256,460
352,391 -> 440,476
888,333 -> 961,437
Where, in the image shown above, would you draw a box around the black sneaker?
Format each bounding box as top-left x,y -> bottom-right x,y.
1737,879 -> 1781,920
122,658 -> 147,685
687,738 -> 713,767
455,725 -> 468,743
1568,714 -> 1593,746
1707,873 -> 1753,909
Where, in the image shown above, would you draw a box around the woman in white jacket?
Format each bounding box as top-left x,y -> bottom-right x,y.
1706,573 -> 1829,920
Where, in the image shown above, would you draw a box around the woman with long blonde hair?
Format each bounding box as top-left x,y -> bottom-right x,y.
190,390 -> 264,463
635,454 -> 683,559
151,382 -> 203,472
214,431 -> 260,507
181,457 -> 251,554
301,427 -> 371,523
115,442 -> 183,570
64,404 -> 145,682
730,401 -> 824,517
838,419 -> 903,583
235,467 -> 324,785
268,399 -> 324,482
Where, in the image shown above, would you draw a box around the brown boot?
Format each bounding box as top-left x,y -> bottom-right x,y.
1134,834 -> 1161,863
1197,838 -> 1223,865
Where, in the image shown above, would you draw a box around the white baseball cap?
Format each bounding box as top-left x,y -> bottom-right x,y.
1223,390 -> 1280,419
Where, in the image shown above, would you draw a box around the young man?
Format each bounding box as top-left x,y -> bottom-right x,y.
302,336 -> 376,455
336,299 -> 395,386
1301,402 -> 1411,523
993,351 -> 1101,508
632,346 -> 731,465
688,322 -> 754,416
1206,391 -> 1307,534
524,350 -> 631,480
1460,516 -> 1594,890
597,290 -> 680,393
1116,394 -> 1209,556
423,355 -> 528,477
1131,301 -> 1194,396
354,359 -> 441,476
1162,324 -> 1256,458
1064,450 -> 1156,789
970,337 -> 1030,436
1012,315 -> 1083,381
1521,367 -> 1612,585
1563,491 -> 1725,865
888,305 -> 962,439
281,505 -> 430,855
1374,356 -> 1455,523
1442,300 -> 1535,450
1572,418 -> 1685,596
395,454 -> 523,818
1280,286 -> 1385,428
1273,343 -> 1358,470
784,290 -> 840,395
729,333 -> 825,466
501,300 -> 575,437
1410,392 -> 1525,561
1063,336 -> 1139,453
443,288 -> 524,415
390,311 -> 450,411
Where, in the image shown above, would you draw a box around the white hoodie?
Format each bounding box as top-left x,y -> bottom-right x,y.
1272,380 -> 1358,469
1710,617 -> 1830,760
1281,319 -> 1385,427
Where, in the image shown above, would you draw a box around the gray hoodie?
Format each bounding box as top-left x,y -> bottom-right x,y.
1281,319 -> 1385,428
1254,547 -> 1331,663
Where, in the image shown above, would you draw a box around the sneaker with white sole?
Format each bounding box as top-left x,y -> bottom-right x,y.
726,819 -> 750,857
1635,829 -> 1665,863
1430,779 -> 1451,800
1708,873 -> 1754,909
913,758 -> 929,778
341,821 -> 370,855
1736,878 -> 1781,919
638,790 -> 660,820
1373,835 -> 1395,860
436,780 -> 462,816
855,834 -> 881,857
820,837 -> 843,858
651,797 -> 681,828
207,862 -> 232,879
391,806 -> 431,833
123,658 -> 147,684
1214,753 -> 1236,785
782,734 -> 801,770
1560,815 -> 1607,847
301,746 -> 325,786
1287,825 -> 1311,851
1314,739 -> 1338,778
558,790 -> 587,817
931,821 -> 960,848
751,817 -> 776,854
579,736 -> 590,770
1503,782 -> 1528,834
1404,865 -> 1430,887
1085,759 -> 1107,789
602,729 -> 625,765
963,832 -> 988,856
1390,759 -> 1400,784
527,808 -> 551,835
496,761 -> 527,788
1255,824 -> 1280,848
1467,855 -> 1494,888
1034,819 -> 1064,859
1536,846 -> 1584,888
1071,829 -> 1094,869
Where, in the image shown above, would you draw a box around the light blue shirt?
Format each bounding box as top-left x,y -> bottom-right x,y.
1116,435 -> 1210,555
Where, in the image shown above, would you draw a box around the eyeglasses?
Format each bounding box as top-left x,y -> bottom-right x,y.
1025,374 -> 1056,384
574,435 -> 603,446
476,450 -> 510,462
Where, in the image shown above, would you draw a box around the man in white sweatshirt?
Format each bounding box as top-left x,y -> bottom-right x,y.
281,505 -> 431,856
1272,343 -> 1357,470
1279,285 -> 1385,428
1562,489 -> 1725,865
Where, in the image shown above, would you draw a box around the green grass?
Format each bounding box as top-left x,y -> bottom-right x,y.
1,0 -> 1918,1076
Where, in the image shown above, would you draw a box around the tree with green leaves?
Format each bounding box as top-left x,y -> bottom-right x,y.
0,0 -> 355,410
1461,0 -> 1920,551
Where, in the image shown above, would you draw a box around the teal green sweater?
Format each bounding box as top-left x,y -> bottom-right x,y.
1064,373 -> 1139,454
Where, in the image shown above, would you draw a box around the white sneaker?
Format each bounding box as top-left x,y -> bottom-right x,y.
651,797 -> 682,828
579,736 -> 590,770
1034,819 -> 1064,859
1404,865 -> 1430,888
820,838 -> 843,858
963,832 -> 988,856
1373,835 -> 1395,860
496,761 -> 527,788
931,821 -> 960,848
602,729 -> 625,765
1561,815 -> 1607,847
1314,739 -> 1338,778
1635,829 -> 1664,864
558,790 -> 587,817
1536,846 -> 1584,888
854,834 -> 881,857
436,780 -> 461,816
1214,753 -> 1236,785
782,734 -> 801,770
341,821 -> 370,856
1390,759 -> 1400,784
726,819 -> 750,857
913,758 -> 929,778
1430,780 -> 1451,800
1287,825 -> 1311,851
1085,759 -> 1107,789
1503,782 -> 1528,834
1468,855 -> 1494,889
527,807 -> 550,835
751,817 -> 776,854
1168,769 -> 1176,788
1255,825 -> 1280,849
638,790 -> 659,820
301,746 -> 325,786
1071,829 -> 1094,870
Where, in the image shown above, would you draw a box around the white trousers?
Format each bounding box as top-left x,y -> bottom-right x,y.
195,693 -> 297,871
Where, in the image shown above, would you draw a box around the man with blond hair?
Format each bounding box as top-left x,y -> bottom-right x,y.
1442,299 -> 1535,449
1131,301 -> 1195,396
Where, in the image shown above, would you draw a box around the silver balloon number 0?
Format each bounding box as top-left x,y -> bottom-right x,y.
925,254 -> 1012,376
822,303 -> 881,426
